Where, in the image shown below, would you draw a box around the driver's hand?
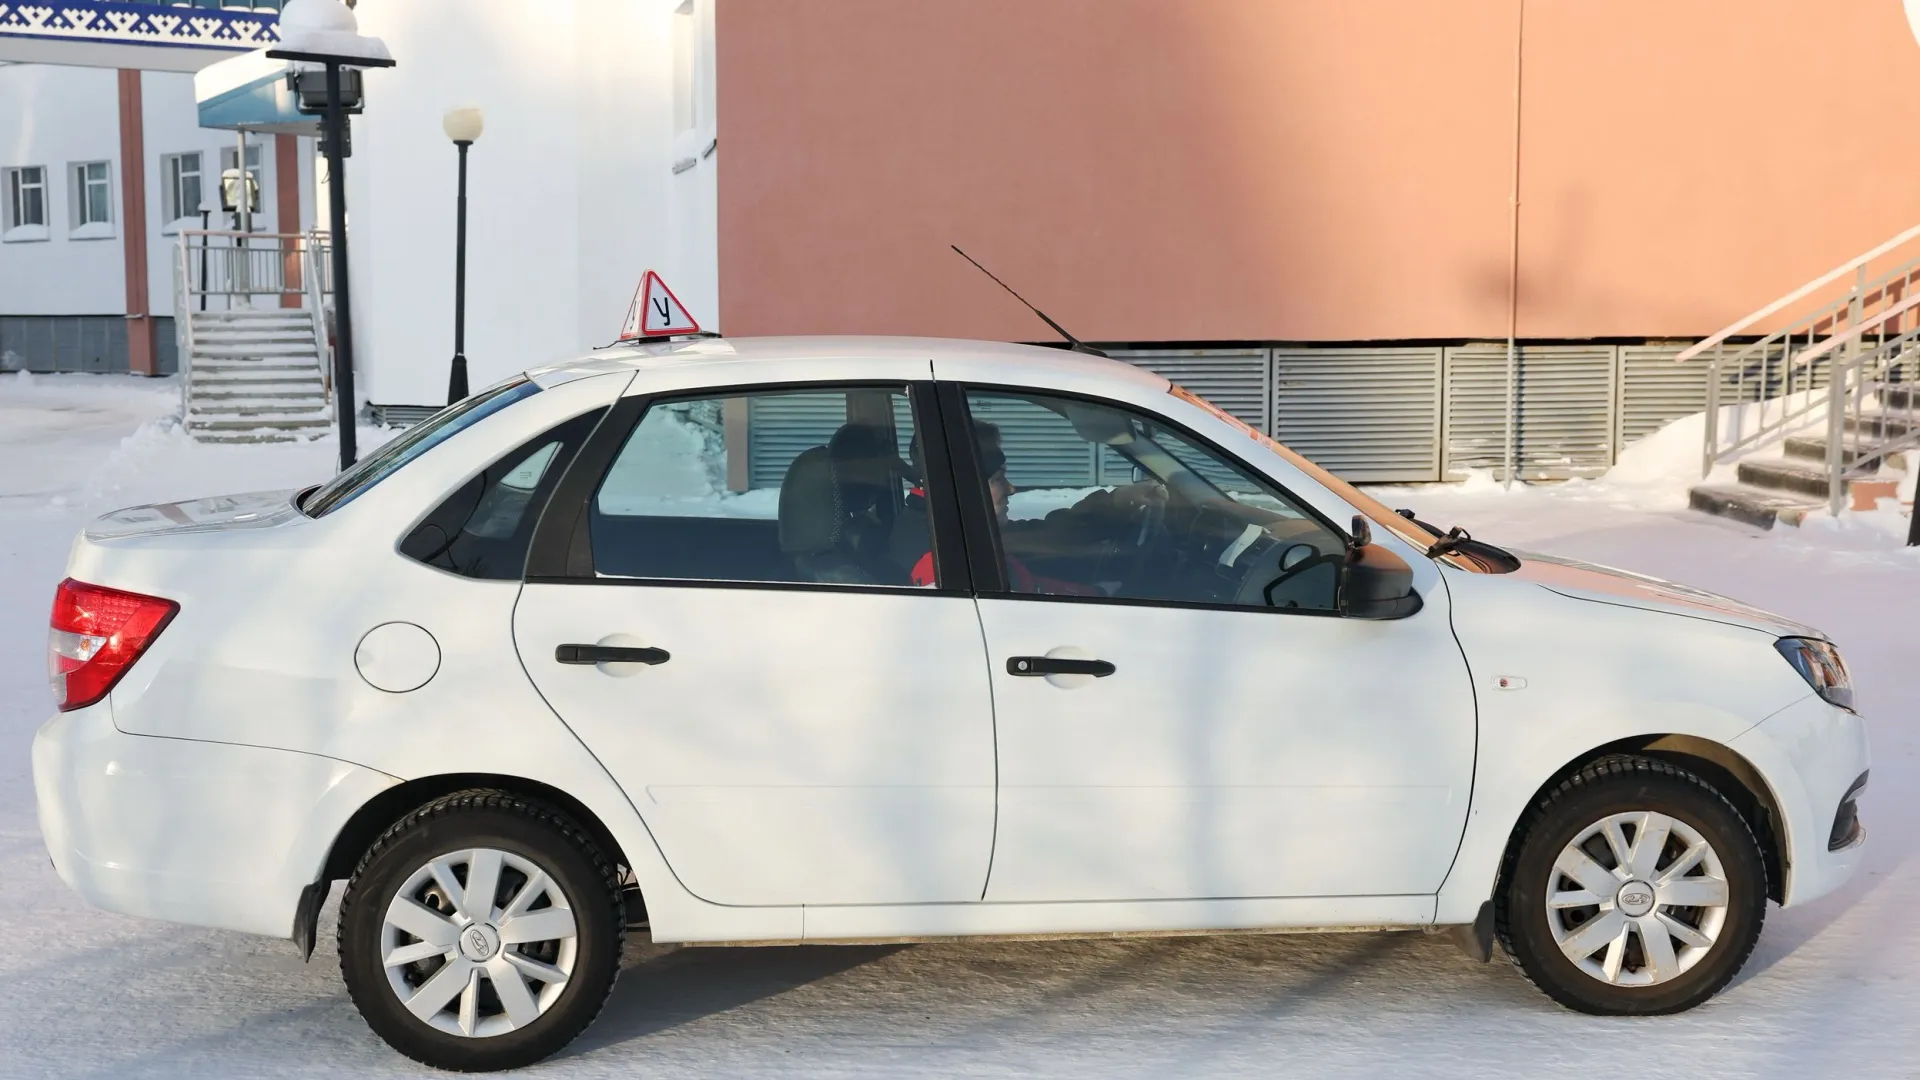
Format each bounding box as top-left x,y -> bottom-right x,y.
1108,480 -> 1169,514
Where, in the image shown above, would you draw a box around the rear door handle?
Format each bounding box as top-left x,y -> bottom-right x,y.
1007,656 -> 1115,678
556,644 -> 671,665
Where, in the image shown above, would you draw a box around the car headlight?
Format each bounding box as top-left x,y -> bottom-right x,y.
1776,637 -> 1853,711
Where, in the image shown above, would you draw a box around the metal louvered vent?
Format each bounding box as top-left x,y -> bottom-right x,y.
1110,348 -> 1272,432
1443,344 -> 1617,480
1271,347 -> 1443,482
1618,344 -> 1708,446
965,392 -> 1100,488
747,392 -> 849,488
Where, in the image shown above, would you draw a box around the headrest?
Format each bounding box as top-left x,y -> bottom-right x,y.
777,446 -> 840,554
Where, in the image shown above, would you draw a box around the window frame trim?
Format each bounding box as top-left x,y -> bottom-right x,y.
944,380 -> 1363,616
6,165 -> 49,231
161,151 -> 204,227
70,160 -> 112,230
524,379 -> 974,596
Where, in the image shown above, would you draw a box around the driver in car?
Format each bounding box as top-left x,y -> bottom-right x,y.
906,424 -> 1138,596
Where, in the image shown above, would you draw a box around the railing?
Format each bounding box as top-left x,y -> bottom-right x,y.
176,229 -> 321,310
1797,300 -> 1920,514
1683,223 -> 1920,475
173,228 -> 335,402
172,232 -> 194,416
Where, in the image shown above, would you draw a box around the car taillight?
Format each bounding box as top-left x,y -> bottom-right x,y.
48,578 -> 178,712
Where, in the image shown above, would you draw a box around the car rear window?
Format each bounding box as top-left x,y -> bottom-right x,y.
303,378 -> 540,518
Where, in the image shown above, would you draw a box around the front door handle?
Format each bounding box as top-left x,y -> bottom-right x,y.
1007,656 -> 1115,678
556,644 -> 670,666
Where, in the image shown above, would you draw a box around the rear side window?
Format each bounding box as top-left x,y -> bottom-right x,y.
588,386 -> 931,586
400,408 -> 604,579
303,378 -> 539,517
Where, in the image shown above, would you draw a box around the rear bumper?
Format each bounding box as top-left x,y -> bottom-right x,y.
32,702 -> 398,939
1730,693 -> 1871,908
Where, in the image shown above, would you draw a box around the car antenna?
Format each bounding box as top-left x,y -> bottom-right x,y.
951,245 -> 1107,357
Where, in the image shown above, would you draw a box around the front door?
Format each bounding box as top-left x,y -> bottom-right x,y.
515,382 -> 996,907
952,386 -> 1477,902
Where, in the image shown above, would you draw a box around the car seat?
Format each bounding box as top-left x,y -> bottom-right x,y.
777,423 -> 904,584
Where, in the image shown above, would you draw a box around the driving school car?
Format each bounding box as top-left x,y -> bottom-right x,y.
35,336 -> 1868,1071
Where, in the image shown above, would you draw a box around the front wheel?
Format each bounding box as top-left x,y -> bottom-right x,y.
338,790 -> 625,1071
1498,756 -> 1767,1015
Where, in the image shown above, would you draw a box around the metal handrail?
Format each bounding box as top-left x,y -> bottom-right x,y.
302,229 -> 332,402
173,232 -> 194,417
1677,221 -> 1920,363
1824,321 -> 1920,514
1696,231 -> 1920,475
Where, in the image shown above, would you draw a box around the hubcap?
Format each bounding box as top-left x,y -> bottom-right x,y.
1544,811 -> 1730,987
380,848 -> 580,1038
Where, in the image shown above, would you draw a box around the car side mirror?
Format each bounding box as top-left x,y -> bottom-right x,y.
1341,514 -> 1422,619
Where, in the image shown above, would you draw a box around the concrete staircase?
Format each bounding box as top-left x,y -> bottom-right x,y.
183,308 -> 332,443
1689,404 -> 1910,529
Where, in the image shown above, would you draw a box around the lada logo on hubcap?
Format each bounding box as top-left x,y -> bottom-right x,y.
460,924 -> 499,961
1617,882 -> 1656,917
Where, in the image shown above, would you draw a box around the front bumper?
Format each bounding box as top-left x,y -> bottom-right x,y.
32,702 -> 398,939
1731,693 -> 1871,908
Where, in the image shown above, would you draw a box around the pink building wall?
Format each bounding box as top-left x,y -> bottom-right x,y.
717,0 -> 1920,343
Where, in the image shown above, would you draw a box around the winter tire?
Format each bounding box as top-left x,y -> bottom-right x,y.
1497,756 -> 1767,1015
338,790 -> 625,1071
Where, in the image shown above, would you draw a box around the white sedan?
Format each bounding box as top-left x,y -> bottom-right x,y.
34,337 -> 1868,1071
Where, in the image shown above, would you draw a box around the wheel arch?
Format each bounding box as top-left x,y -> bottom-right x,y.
318,773 -> 635,889
1499,735 -> 1788,905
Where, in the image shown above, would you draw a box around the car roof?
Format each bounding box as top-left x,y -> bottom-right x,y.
527,335 -> 1169,391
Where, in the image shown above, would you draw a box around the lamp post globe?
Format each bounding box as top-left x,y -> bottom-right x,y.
443,106 -> 483,404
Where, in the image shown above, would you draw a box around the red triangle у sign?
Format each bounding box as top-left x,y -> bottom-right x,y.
618,270 -> 701,339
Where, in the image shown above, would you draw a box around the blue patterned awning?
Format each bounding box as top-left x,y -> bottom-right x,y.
0,0 -> 279,71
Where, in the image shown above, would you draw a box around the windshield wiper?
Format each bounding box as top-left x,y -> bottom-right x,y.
1397,509 -> 1521,573
1426,525 -> 1472,559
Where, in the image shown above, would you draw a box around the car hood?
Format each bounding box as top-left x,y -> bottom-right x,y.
84,489 -> 308,541
1510,550 -> 1821,639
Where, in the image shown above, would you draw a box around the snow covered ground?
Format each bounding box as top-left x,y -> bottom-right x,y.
0,373 -> 1914,1078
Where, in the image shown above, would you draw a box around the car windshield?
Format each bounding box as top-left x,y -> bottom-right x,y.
302,378 -> 541,517
1167,384 -> 1442,549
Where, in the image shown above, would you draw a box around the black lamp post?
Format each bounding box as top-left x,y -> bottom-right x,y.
267,0 -> 394,474
442,107 -> 484,404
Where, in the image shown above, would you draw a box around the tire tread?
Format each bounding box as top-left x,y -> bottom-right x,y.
1493,754 -> 1767,1015
337,788 -> 626,1071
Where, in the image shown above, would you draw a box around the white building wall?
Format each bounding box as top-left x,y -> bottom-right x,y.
347,0 -> 715,406
0,65 -> 124,315
0,64 -> 314,321
139,70 -> 314,319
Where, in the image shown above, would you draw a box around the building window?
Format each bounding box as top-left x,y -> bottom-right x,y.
4,166 -> 48,241
162,152 -> 203,225
71,162 -> 113,235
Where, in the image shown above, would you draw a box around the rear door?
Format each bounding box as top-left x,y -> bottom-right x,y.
514,379 -> 997,907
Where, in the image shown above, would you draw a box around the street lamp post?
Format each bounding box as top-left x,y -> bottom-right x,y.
442,106 -> 484,404
267,0 -> 393,474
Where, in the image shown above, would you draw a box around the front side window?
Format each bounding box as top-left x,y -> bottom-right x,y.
400,409 -> 604,579
73,162 -> 111,228
589,386 -> 933,587
963,389 -> 1345,611
162,153 -> 203,223
304,378 -> 540,517
5,166 -> 47,232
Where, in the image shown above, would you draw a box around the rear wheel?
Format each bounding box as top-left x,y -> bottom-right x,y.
338,790 -> 624,1071
1497,756 -> 1766,1015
